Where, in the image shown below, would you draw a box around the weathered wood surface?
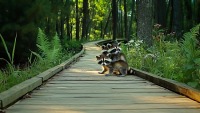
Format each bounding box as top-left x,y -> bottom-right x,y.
0,44 -> 84,109
5,41 -> 200,113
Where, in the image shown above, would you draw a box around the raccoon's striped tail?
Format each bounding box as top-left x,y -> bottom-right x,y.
127,67 -> 135,75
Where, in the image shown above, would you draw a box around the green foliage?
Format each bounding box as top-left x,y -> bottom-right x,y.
0,28 -> 80,93
33,28 -> 63,66
124,24 -> 200,90
181,24 -> 200,88
64,40 -> 83,54
0,34 -> 17,72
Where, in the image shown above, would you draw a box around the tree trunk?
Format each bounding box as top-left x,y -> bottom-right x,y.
172,0 -> 183,39
137,0 -> 153,47
112,0 -> 118,40
82,0 -> 89,40
60,10 -> 64,40
154,0 -> 167,28
124,0 -> 128,40
66,0 -> 71,40
75,0 -> 79,41
56,18 -> 60,36
103,11 -> 112,39
128,0 -> 135,41
167,0 -> 173,33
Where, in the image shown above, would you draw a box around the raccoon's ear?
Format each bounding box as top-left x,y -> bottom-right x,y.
107,43 -> 112,49
118,42 -> 121,46
96,56 -> 101,60
101,45 -> 106,50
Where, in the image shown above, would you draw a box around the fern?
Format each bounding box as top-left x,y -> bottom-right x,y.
48,33 -> 62,64
33,28 -> 63,65
181,24 -> 200,88
36,28 -> 50,58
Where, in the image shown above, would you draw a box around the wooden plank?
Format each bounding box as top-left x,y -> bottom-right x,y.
47,80 -> 149,84
36,65 -> 63,81
0,77 -> 42,108
40,85 -> 162,89
30,92 -> 181,98
16,97 -> 197,105
5,109 -> 200,113
5,104 -> 200,110
133,68 -> 200,103
32,88 -> 171,94
52,76 -> 143,81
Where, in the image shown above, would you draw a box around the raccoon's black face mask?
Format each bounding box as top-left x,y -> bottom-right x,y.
109,48 -> 121,54
97,58 -> 111,66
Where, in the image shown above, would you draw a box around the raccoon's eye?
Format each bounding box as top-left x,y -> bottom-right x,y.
102,51 -> 108,55
98,60 -> 103,64
105,60 -> 110,64
110,49 -> 116,53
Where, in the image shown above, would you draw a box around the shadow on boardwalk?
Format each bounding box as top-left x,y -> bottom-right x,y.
6,41 -> 200,113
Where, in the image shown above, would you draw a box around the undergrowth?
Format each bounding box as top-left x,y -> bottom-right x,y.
123,24 -> 200,90
0,28 -> 82,93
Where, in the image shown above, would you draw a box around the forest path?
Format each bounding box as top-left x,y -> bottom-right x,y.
6,41 -> 200,113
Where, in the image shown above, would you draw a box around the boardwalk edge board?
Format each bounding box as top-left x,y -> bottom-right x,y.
96,40 -> 200,103
0,46 -> 85,109
0,77 -> 42,108
133,68 -> 200,103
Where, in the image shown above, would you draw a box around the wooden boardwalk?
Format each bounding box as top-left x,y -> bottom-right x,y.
6,41 -> 200,113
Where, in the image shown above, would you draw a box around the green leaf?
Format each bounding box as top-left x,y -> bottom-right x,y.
194,58 -> 200,65
31,51 -> 43,61
11,34 -> 17,65
0,34 -> 11,63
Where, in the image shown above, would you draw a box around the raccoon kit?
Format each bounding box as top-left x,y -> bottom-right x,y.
98,58 -> 134,77
96,40 -> 134,76
107,48 -> 126,62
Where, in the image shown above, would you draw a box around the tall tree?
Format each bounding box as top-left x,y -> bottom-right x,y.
65,0 -> 71,40
75,0 -> 79,41
154,0 -> 167,28
128,0 -> 136,40
172,0 -> 183,38
137,0 -> 153,47
124,0 -> 128,40
112,0 -> 118,40
82,0 -> 89,40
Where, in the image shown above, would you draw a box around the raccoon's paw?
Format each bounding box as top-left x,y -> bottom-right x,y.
98,71 -> 104,74
105,74 -> 111,76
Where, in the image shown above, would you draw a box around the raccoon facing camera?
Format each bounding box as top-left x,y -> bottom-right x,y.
98,58 -> 130,77
105,59 -> 128,77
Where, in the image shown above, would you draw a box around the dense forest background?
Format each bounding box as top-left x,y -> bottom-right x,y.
0,0 -> 200,67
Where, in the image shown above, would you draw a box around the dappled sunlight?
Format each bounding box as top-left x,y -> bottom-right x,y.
84,46 -> 101,51
131,95 -> 200,108
64,68 -> 101,75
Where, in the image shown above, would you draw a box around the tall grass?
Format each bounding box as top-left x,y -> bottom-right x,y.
123,24 -> 200,90
0,28 -> 81,93
0,34 -> 17,72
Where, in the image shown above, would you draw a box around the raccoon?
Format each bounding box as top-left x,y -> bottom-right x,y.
97,57 -> 111,74
101,44 -> 108,50
108,48 -> 126,62
98,58 -> 134,77
96,51 -> 109,60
